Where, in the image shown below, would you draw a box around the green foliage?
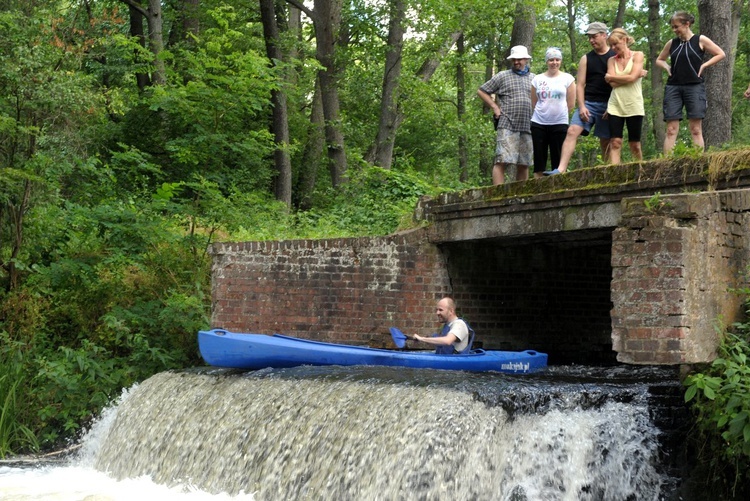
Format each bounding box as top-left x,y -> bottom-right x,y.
644,192 -> 672,213
669,141 -> 706,159
0,176 -> 244,449
0,335 -> 39,457
3,0 -> 750,459
288,166 -> 438,238
34,340 -> 126,443
126,5 -> 277,192
684,324 -> 750,496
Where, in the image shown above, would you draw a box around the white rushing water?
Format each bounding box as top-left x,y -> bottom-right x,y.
0,466 -> 254,501
0,385 -> 254,501
0,366 -> 675,500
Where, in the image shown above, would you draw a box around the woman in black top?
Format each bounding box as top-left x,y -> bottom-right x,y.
656,11 -> 725,155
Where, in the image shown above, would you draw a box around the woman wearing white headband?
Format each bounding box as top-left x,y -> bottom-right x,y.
530,47 -> 576,178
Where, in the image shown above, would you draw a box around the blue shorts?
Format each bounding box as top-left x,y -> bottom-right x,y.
570,100 -> 610,139
663,83 -> 707,121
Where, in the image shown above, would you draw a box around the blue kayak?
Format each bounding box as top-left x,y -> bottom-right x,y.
198,329 -> 548,374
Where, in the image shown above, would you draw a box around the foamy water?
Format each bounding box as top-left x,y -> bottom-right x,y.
0,385 -> 254,501
0,465 -> 254,501
0,366 -> 681,500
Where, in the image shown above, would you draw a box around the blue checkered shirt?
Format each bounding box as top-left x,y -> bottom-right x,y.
479,69 -> 535,133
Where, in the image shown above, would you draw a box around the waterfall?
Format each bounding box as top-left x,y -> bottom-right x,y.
85,365 -> 682,500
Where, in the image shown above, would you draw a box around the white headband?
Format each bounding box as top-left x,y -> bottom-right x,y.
545,47 -> 562,61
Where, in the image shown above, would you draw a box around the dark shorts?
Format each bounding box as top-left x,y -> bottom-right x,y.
608,115 -> 644,142
570,100 -> 610,139
663,83 -> 707,121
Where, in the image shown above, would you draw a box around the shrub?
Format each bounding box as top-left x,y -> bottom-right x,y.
0,334 -> 39,457
684,326 -> 750,497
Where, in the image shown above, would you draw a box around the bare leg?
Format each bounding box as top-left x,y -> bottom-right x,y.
663,119 -> 680,154
688,118 -> 704,150
492,163 -> 506,185
515,164 -> 529,181
629,141 -> 643,161
599,138 -> 611,163
609,138 -> 623,164
556,125 -> 584,173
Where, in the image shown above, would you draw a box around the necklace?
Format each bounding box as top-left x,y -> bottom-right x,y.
615,51 -> 631,71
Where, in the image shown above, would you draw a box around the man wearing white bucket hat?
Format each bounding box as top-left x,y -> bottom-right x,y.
478,45 -> 535,185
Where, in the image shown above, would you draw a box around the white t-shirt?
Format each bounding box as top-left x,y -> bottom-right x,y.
531,72 -> 575,125
448,319 -> 470,353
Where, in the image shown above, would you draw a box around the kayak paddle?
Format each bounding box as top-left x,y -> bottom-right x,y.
389,327 -> 409,348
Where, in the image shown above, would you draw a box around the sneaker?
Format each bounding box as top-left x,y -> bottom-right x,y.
543,168 -> 561,176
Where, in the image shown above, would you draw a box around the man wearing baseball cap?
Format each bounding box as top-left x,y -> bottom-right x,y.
546,22 -> 614,175
478,45 -> 535,184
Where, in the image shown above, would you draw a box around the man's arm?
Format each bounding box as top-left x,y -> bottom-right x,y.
414,332 -> 457,346
566,79 -> 576,112
478,88 -> 501,117
575,54 -> 590,121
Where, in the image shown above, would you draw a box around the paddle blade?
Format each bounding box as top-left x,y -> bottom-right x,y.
389,327 -> 408,348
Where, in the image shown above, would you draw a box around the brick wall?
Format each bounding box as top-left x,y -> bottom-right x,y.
208,190 -> 750,366
209,230 -> 616,364
209,228 -> 451,345
611,190 -> 750,364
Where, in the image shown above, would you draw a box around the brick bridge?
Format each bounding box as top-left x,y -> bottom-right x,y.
209,151 -> 750,366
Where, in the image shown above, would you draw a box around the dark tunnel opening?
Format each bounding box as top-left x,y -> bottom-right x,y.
441,229 -> 616,365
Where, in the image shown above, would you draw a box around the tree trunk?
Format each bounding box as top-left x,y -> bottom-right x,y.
120,0 -> 166,85
367,0 -> 406,170
457,33 -> 468,182
613,0 -> 627,29
697,0 -> 735,148
505,1 -> 535,65
145,0 -> 166,85
478,44 -> 496,179
416,31 -> 463,81
647,0 -> 665,150
259,0 -> 292,208
565,0 -> 578,69
168,0 -> 200,46
368,30 -> 462,172
3,179 -> 31,291
308,0 -> 347,187
127,3 -> 150,90
297,79 -> 326,210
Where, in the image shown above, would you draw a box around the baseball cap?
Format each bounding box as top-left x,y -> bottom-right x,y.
585,22 -> 608,35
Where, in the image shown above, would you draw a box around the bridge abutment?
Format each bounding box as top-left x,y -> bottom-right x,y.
208,154 -> 750,366
612,190 -> 750,364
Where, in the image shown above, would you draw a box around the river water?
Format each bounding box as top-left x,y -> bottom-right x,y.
0,364 -> 688,500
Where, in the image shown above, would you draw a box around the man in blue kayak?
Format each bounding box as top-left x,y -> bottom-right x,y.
414,297 -> 473,354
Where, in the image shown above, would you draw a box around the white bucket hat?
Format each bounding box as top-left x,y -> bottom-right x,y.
507,45 -> 532,60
